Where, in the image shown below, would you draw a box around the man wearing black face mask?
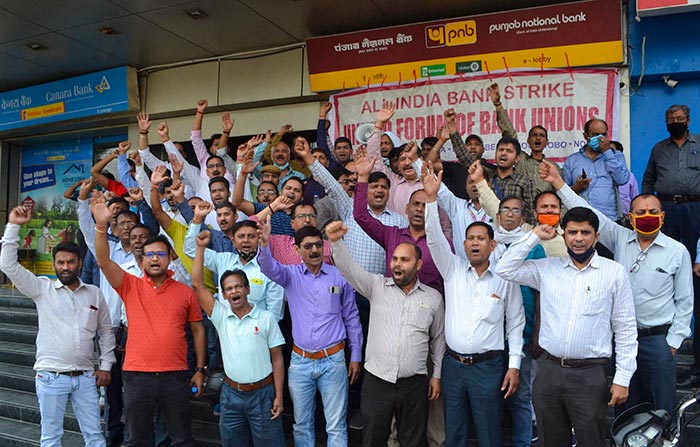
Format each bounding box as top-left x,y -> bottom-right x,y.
642,104 -> 700,388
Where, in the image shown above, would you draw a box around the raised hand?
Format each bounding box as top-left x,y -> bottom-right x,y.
194,201 -> 213,223
264,128 -> 272,143
468,160 -> 484,183
171,180 -> 185,202
320,102 -> 332,118
444,108 -> 457,134
403,141 -> 419,161
278,124 -> 293,135
376,100 -> 395,124
293,137 -> 313,165
150,165 -> 169,187
489,83 -> 501,105
156,122 -> 169,141
572,175 -> 592,194
129,151 -> 142,167
538,159 -> 564,189
79,177 -> 98,200
168,153 -> 183,175
197,99 -> 208,114
196,230 -> 211,247
420,161 -> 443,200
239,154 -> 260,176
257,216 -> 271,247
325,220 -> 348,242
89,191 -> 113,226
270,195 -> 294,213
137,112 -> 151,132
532,223 -> 558,240
127,187 -> 144,203
247,134 -> 264,148
353,147 -> 376,178
8,205 -> 32,225
222,112 -> 234,133
118,141 -> 131,155
438,124 -> 450,142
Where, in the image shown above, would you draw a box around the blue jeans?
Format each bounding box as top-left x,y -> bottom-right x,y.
35,371 -> 105,447
288,349 -> 348,447
219,382 -> 284,446
618,333 -> 677,415
442,353 -> 503,447
507,351 -> 533,447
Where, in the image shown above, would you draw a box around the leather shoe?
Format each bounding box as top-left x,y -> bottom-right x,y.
678,374 -> 700,389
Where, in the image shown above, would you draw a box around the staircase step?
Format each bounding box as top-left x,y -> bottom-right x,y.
0,342 -> 36,368
0,296 -> 36,310
0,416 -> 85,447
0,363 -> 36,393
0,387 -> 87,433
0,307 -> 37,326
0,323 -> 37,345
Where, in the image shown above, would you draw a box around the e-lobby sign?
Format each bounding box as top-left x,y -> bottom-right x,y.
328,68 -> 619,164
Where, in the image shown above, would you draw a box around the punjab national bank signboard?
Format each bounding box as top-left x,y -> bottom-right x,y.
306,0 -> 622,92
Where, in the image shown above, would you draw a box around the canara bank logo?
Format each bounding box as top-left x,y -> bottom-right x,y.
95,75 -> 111,94
425,20 -> 477,48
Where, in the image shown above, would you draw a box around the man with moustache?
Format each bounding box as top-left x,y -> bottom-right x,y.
496,208 -> 637,447
540,159 -> 692,415
191,230 -> 286,446
184,210 -> 284,321
327,221 -> 445,447
0,205 -> 116,447
258,220 -> 363,447
91,191 -> 207,447
422,164 -> 525,447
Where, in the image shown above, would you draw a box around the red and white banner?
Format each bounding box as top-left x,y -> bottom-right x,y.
329,68 -> 619,163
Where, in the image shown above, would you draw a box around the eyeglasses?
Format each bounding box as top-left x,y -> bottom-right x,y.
300,241 -> 324,250
629,250 -> 648,273
293,213 -> 317,220
144,251 -> 168,259
498,207 -> 522,215
206,163 -> 224,169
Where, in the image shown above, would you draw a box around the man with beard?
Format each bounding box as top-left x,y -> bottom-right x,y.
540,159 -> 692,415
186,199 -> 239,253
258,221 -> 363,447
0,205 -> 115,446
327,220 -> 445,447
496,208 -> 637,447
120,224 -> 191,286
314,163 -> 357,230
191,230 -> 286,446
184,214 -> 284,321
317,102 -> 353,170
422,165 -> 525,447
515,126 -> 562,195
642,104 -> 700,388
91,191 -> 206,447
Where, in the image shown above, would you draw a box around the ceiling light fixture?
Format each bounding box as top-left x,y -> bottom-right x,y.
186,8 -> 208,19
26,42 -> 48,51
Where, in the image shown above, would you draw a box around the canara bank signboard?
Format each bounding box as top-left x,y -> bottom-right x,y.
0,66 -> 139,132
306,0 -> 622,92
637,0 -> 700,16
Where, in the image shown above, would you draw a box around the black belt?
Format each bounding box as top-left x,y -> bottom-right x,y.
447,349 -> 501,366
543,351 -> 609,368
658,195 -> 700,204
637,324 -> 671,338
53,371 -> 84,377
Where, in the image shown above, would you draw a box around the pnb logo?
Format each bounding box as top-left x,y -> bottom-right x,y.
425,20 -> 477,48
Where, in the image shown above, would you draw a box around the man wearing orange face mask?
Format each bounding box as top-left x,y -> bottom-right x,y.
539,159 -> 693,415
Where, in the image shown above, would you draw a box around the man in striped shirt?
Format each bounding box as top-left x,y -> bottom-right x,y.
496,207 -> 637,447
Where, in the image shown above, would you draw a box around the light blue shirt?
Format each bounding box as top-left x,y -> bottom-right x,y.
183,223 -> 284,321
558,183 -> 693,349
562,148 -> 630,221
210,304 -> 284,383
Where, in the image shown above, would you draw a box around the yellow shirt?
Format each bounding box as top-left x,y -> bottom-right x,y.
166,221 -> 218,294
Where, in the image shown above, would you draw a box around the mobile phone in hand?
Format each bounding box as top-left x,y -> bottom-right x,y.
581,168 -> 587,179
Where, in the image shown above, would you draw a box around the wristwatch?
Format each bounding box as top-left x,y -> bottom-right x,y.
195,366 -> 207,374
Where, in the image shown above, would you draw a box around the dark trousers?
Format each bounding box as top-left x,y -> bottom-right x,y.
106,328 -> 125,444
660,200 -> 700,370
442,352 -> 503,447
361,372 -> 428,447
618,334 -> 677,415
349,293 -> 371,409
123,371 -> 193,447
533,358 -> 608,447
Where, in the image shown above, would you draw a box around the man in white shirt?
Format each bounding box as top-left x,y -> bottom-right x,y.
496,207 -> 638,447
422,164 -> 524,447
540,159 -> 692,415
0,205 -> 115,447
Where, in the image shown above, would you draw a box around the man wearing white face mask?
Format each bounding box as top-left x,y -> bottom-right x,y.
562,119 -> 630,222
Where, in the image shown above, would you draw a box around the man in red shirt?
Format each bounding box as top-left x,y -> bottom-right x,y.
91,190 -> 206,446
